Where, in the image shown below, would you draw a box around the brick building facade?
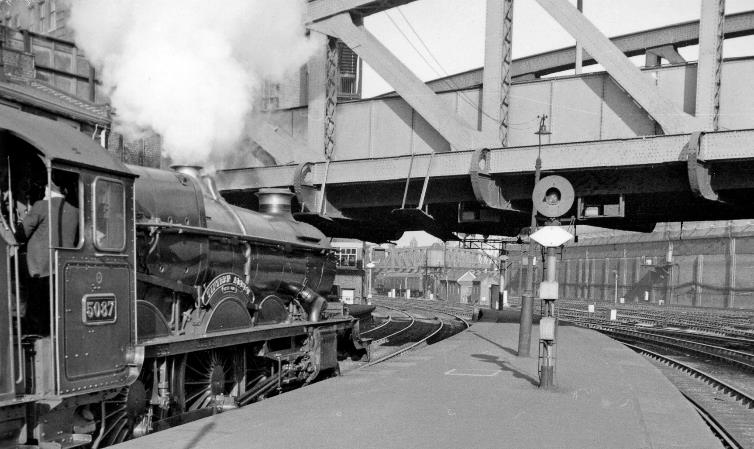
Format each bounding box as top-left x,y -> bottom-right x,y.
0,3 -> 162,168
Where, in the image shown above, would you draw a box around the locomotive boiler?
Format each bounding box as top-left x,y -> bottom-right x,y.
0,105 -> 365,448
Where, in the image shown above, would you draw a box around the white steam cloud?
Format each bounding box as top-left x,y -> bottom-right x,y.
68,0 -> 314,165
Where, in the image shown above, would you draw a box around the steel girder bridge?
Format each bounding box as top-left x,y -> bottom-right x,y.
217,1 -> 754,243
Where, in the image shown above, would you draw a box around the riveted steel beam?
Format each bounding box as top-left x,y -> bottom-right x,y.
308,13 -> 491,150
482,0 -> 514,146
324,37 -> 339,160
246,115 -> 311,165
217,130 -> 754,192
696,0 -> 726,131
505,10 -> 754,80
306,0 -> 418,24
307,33 -> 329,158
645,45 -> 685,67
535,0 -> 695,135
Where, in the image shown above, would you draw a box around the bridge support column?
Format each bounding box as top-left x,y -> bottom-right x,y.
482,0 -> 514,146
307,32 -> 330,158
696,0 -> 725,131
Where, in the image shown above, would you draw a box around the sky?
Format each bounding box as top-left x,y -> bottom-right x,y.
362,0 -> 754,97
359,0 -> 754,245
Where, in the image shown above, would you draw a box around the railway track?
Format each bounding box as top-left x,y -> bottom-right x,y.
344,299 -> 470,369
559,310 -> 754,372
557,301 -> 754,447
557,299 -> 754,338
625,343 -> 754,449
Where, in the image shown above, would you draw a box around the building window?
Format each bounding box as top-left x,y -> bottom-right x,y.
337,41 -> 361,100
261,80 -> 280,111
336,248 -> 358,268
38,1 -> 45,33
48,0 -> 56,31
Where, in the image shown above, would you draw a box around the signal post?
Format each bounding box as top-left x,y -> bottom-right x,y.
530,175 -> 575,389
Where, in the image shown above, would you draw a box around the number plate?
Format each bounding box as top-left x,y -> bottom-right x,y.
82,294 -> 117,325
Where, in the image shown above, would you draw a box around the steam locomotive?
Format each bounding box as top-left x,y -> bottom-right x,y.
0,105 -> 366,447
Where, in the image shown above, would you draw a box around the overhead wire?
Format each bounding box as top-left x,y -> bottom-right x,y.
385,7 -> 697,134
388,7 -> 542,133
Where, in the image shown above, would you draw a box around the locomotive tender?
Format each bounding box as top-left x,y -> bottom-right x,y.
0,105 -> 365,447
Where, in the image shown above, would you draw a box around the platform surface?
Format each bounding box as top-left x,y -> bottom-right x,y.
116,321 -> 722,449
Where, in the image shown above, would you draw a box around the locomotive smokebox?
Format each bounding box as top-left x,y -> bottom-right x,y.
256,188 -> 294,217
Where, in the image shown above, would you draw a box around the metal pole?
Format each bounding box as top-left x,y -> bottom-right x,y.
424,248 -> 429,298
613,270 -> 618,304
367,266 -> 373,303
518,115 -> 547,357
539,245 -> 558,389
498,257 -> 505,310
575,0 -> 584,74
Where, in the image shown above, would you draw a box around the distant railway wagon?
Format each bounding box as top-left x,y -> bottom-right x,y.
0,105 -> 366,448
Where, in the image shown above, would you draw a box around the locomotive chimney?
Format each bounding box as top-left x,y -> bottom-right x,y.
256,188 -> 294,217
173,165 -> 217,199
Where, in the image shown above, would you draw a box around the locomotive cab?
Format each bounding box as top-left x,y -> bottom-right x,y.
0,107 -> 141,447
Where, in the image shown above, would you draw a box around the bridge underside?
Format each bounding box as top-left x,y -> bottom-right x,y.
220,4 -> 754,243
218,130 -> 754,242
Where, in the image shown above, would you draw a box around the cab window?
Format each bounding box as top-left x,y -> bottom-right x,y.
50,168 -> 83,249
93,178 -> 125,251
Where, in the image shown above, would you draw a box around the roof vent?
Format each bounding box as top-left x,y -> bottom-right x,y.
256,188 -> 294,217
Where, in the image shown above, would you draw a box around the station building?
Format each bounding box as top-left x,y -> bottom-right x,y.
372,242 -> 499,305
0,1 -> 164,168
330,239 -> 366,304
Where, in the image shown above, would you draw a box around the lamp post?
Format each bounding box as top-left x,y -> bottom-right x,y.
518,115 -> 550,357
613,269 -> 618,304
366,262 -> 375,305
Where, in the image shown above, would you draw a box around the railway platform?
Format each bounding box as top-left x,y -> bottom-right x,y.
114,320 -> 722,449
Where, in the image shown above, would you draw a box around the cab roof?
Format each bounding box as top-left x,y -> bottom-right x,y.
0,103 -> 134,177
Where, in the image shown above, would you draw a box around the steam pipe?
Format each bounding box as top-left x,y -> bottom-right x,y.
169,165 -> 247,235
201,174 -> 247,235
279,283 -> 328,322
170,165 -> 202,179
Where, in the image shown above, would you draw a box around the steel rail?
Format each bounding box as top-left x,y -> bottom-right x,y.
369,304 -> 416,345
373,297 -> 475,322
404,303 -> 472,329
364,300 -> 471,366
359,314 -> 392,336
557,304 -> 754,340
558,305 -> 754,339
685,397 -> 743,449
608,327 -> 754,371
366,318 -> 443,366
558,311 -> 754,371
624,342 -> 754,448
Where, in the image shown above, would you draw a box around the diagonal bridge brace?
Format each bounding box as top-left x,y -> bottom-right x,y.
536,0 -> 696,135
308,13 -> 492,150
